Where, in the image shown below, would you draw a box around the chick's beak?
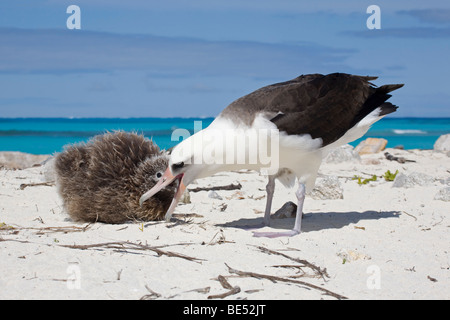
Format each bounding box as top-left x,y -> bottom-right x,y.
139,167 -> 186,222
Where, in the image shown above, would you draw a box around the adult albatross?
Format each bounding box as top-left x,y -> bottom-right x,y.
140,73 -> 404,237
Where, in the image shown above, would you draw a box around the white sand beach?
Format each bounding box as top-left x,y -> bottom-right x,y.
0,146 -> 449,300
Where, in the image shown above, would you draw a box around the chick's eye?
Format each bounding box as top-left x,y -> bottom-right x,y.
155,172 -> 163,179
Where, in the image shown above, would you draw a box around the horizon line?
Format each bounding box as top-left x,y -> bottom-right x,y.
0,116 -> 449,120
0,116 -> 216,120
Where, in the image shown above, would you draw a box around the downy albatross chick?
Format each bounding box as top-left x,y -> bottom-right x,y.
140,73 -> 404,237
55,131 -> 175,224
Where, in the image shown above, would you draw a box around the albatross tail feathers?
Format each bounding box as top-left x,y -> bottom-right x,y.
378,83 -> 405,94
371,83 -> 404,116
351,82 -> 404,128
378,102 -> 399,116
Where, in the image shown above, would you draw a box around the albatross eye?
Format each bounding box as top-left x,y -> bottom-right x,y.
172,161 -> 184,171
155,171 -> 163,179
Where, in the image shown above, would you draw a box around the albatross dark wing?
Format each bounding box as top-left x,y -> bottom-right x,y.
219,73 -> 403,146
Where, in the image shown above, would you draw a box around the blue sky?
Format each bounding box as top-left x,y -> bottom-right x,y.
0,0 -> 449,118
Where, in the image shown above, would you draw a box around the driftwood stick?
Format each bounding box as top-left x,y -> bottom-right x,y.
225,263 -> 347,300
19,182 -> 55,190
172,213 -> 204,219
60,241 -> 205,263
218,275 -> 233,290
28,224 -> 91,234
186,287 -> 211,294
208,275 -> 241,299
207,286 -> 241,299
140,285 -> 162,300
0,238 -> 203,263
189,182 -> 242,193
255,246 -> 330,280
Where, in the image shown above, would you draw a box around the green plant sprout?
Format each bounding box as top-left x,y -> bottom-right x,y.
383,170 -> 399,181
0,222 -> 14,230
352,175 -> 377,185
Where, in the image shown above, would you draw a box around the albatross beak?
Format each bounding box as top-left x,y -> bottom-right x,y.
139,167 -> 186,222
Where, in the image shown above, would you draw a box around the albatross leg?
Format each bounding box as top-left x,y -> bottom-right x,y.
240,175 -> 275,230
253,183 -> 305,238
263,175 -> 276,227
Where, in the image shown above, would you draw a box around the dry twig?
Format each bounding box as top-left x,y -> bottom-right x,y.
401,211 -> 418,221
172,213 -> 204,219
225,263 -> 347,300
255,246 -> 329,280
31,224 -> 92,235
60,241 -> 204,263
140,285 -> 162,300
208,275 -> 241,299
189,182 -> 242,193
19,182 -> 55,190
187,287 -> 211,294
208,230 -> 234,246
1,224 -> 91,235
0,238 -> 203,263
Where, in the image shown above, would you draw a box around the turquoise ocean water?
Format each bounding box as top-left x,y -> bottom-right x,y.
0,117 -> 449,155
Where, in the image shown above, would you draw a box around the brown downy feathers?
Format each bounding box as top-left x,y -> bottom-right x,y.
55,131 -> 175,223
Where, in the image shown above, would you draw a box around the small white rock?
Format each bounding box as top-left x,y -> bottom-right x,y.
434,187 -> 450,202
392,172 -> 434,188
309,176 -> 343,200
42,157 -> 56,182
337,249 -> 371,263
0,151 -> 50,170
208,190 -> 223,200
323,144 -> 361,164
434,134 -> 450,152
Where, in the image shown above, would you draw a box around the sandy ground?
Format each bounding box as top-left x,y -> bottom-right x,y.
0,148 -> 449,300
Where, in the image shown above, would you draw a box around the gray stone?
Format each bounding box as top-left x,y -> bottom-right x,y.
324,144 -> 361,164
309,176 -> 344,200
434,187 -> 450,202
0,151 -> 50,170
434,134 -> 450,152
392,172 -> 434,188
42,156 -> 56,182
272,201 -> 297,219
438,177 -> 450,186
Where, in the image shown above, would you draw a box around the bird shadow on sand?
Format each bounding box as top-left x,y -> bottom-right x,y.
218,210 -> 400,233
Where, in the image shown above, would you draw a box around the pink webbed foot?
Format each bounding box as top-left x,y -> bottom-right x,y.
252,229 -> 300,238
252,183 -> 306,238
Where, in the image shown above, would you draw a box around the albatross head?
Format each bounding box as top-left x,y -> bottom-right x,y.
139,130 -> 217,221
